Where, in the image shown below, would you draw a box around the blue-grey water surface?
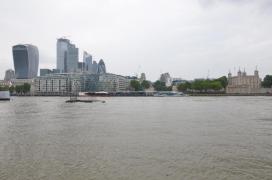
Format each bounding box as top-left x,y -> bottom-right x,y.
0,96 -> 272,180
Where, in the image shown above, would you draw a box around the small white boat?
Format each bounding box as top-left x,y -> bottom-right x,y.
153,91 -> 186,97
0,91 -> 10,101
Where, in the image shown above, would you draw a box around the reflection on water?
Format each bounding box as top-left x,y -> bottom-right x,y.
0,96 -> 272,180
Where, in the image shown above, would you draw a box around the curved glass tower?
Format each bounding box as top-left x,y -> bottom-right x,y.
12,44 -> 39,79
97,59 -> 106,74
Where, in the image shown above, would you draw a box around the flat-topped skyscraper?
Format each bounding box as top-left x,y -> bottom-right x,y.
12,44 -> 39,79
83,51 -> 92,72
57,38 -> 78,73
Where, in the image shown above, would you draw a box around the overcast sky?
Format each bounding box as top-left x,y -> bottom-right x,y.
0,0 -> 272,80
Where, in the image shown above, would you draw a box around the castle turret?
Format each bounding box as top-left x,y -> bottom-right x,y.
242,68 -> 247,76
254,66 -> 259,77
254,69 -> 259,77
237,69 -> 242,76
228,71 -> 232,79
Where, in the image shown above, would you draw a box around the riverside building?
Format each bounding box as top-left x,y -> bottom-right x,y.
34,74 -> 82,96
34,73 -> 131,95
226,69 -> 262,94
96,73 -> 130,92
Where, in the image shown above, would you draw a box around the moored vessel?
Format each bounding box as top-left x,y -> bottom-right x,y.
153,91 -> 186,97
0,91 -> 10,101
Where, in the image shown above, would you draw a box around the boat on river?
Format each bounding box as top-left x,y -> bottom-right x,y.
0,91 -> 10,101
153,91 -> 186,97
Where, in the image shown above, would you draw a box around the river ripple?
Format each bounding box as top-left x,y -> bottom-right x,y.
0,96 -> 272,180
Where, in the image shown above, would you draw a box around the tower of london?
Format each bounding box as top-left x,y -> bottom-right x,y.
226,69 -> 262,94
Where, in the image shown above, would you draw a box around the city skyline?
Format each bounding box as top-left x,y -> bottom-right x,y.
1,0 -> 272,81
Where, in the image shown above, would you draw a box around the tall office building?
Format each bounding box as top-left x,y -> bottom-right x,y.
12,44 -> 39,79
83,51 -> 92,72
139,73 -> 146,82
77,62 -> 85,72
4,69 -> 15,81
160,72 -> 172,87
90,61 -> 98,74
57,38 -> 79,73
97,59 -> 106,74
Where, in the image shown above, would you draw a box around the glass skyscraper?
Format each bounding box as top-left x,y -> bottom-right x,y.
57,38 -> 79,73
97,59 -> 106,74
12,44 -> 39,79
83,51 -> 92,72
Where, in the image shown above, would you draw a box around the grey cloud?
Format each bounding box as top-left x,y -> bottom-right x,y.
198,0 -> 270,8
0,0 -> 272,80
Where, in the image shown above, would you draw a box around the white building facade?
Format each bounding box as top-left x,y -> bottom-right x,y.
34,74 -> 81,96
33,73 -> 131,95
96,73 -> 130,92
160,73 -> 172,87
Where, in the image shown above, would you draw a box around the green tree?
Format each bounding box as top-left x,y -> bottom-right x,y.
216,76 -> 228,88
191,80 -> 203,91
153,81 -> 171,91
14,83 -> 31,95
22,83 -> 31,94
209,81 -> 223,90
9,86 -> 15,93
177,81 -> 191,92
201,80 -> 210,91
190,79 -> 223,92
0,85 -> 9,91
15,85 -> 22,94
130,80 -> 142,91
141,80 -> 150,89
262,75 -> 272,88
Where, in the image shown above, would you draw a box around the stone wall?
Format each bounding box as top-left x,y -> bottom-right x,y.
226,87 -> 272,94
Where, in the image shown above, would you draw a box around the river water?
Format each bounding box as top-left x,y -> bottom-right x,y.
0,96 -> 271,180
